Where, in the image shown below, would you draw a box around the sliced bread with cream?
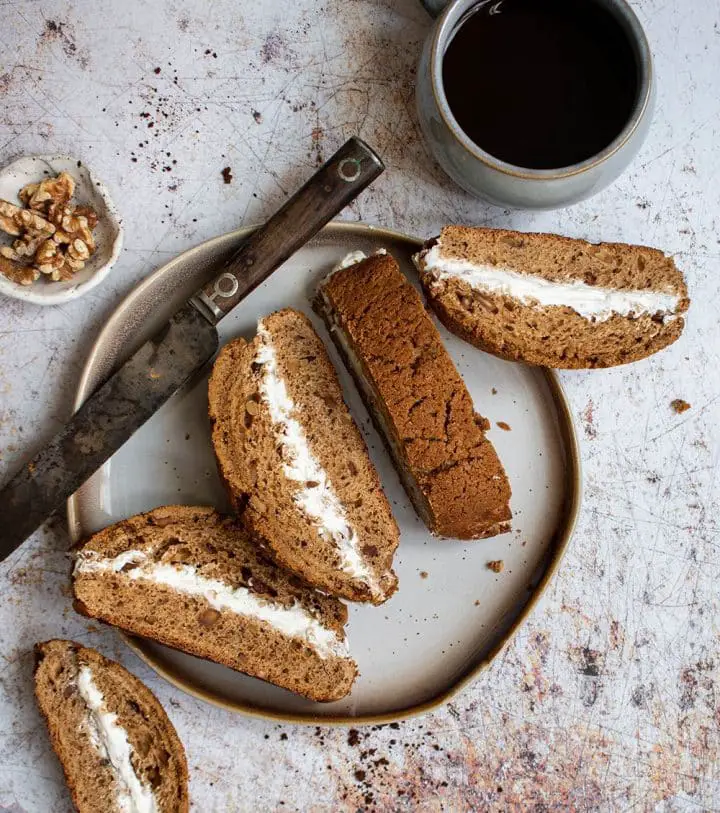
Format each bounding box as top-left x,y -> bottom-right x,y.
34,639 -> 188,813
208,308 -> 399,605
316,251 -> 511,540
72,506 -> 357,702
414,226 -> 689,369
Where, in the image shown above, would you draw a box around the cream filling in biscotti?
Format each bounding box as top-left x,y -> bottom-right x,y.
255,321 -> 383,599
329,248 -> 386,275
416,244 -> 680,322
76,665 -> 158,813
74,550 -> 349,660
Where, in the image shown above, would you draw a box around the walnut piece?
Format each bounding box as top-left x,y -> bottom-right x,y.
74,205 -> 99,230
0,172 -> 99,287
1,232 -> 50,261
0,200 -> 27,237
0,255 -> 40,286
55,206 -> 95,253
19,171 -> 75,211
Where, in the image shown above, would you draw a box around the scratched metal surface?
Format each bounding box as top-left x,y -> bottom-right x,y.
0,0 -> 718,810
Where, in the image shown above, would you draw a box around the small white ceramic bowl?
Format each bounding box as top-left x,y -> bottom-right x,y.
0,154 -> 123,306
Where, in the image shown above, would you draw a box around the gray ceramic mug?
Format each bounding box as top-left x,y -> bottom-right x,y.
416,0 -> 655,209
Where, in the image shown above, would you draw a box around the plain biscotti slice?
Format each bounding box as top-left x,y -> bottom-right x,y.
72,506 -> 358,702
34,639 -> 188,813
208,308 -> 399,605
316,252 -> 511,540
414,225 -> 690,369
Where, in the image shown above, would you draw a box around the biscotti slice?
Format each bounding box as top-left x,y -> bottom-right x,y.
34,639 -> 188,813
414,225 -> 690,369
208,308 -> 399,605
72,506 -> 357,702
316,252 -> 511,540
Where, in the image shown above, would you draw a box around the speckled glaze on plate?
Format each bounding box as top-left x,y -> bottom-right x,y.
67,222 -> 581,725
0,154 -> 123,305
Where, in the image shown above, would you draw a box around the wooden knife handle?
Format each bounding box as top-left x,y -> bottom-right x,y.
189,137 -> 384,324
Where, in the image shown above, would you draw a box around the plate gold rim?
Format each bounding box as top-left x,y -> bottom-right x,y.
67,220 -> 582,726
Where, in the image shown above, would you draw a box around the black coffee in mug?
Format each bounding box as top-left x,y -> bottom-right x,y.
442,0 -> 639,169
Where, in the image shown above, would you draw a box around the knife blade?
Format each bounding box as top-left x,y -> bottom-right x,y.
0,137 -> 384,559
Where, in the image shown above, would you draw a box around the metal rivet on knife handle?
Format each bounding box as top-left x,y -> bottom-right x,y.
188,137 -> 384,325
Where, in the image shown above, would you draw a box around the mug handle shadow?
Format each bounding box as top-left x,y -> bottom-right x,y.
420,0 -> 496,20
419,0 -> 447,15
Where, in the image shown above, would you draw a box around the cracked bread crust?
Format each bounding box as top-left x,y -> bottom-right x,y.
317,253 -> 511,540
417,226 -> 689,369
34,639 -> 188,813
72,506 -> 358,702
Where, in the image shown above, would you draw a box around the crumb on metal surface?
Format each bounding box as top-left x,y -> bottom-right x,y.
671,398 -> 691,414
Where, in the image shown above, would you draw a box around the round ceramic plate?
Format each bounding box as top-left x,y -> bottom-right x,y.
67,222 -> 580,724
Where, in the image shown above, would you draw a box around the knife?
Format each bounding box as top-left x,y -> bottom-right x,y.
0,137 -> 384,560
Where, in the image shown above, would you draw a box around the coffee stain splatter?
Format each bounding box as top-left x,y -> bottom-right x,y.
608,619 -> 624,650
310,126 -> 324,166
569,646 -> 604,707
573,646 -> 603,676
631,683 -> 652,709
678,659 -> 714,711
582,399 -> 597,438
260,32 -> 285,64
39,20 -> 90,69
8,567 -> 43,587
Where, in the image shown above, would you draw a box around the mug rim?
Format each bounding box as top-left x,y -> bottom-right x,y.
430,0 -> 654,181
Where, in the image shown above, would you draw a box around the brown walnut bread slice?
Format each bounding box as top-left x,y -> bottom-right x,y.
415,225 -> 690,369
317,252 -> 511,540
34,639 -> 188,813
208,308 -> 399,605
72,506 -> 357,702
